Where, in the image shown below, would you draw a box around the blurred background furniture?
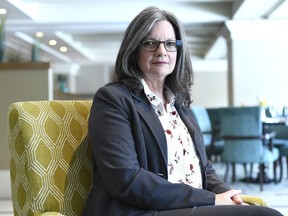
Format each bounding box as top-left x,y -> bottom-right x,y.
191,106 -> 223,162
263,110 -> 288,182
8,100 -> 93,216
207,107 -> 224,154
219,106 -> 279,191
278,145 -> 288,181
206,108 -> 222,137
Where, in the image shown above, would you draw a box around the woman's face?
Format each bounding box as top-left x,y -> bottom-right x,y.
137,20 -> 178,81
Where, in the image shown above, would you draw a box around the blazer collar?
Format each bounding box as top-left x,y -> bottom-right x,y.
131,91 -> 168,164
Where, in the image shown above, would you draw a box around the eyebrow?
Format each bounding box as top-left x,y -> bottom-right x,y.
143,37 -> 176,41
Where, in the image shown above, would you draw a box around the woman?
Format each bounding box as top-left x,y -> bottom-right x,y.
83,6 -> 283,216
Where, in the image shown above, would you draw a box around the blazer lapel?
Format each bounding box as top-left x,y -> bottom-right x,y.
131,92 -> 168,165
130,91 -> 207,168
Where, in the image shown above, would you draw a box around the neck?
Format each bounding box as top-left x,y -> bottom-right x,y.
143,78 -> 166,101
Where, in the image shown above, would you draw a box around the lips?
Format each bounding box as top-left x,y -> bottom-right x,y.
152,61 -> 168,64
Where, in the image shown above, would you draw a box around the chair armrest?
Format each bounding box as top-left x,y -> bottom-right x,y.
240,195 -> 267,206
34,212 -> 66,216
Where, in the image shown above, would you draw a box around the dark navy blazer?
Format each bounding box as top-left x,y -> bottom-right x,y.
83,83 -> 230,216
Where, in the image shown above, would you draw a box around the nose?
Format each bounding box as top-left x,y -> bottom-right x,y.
155,43 -> 167,56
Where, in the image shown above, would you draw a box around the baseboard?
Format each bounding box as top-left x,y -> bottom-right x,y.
0,170 -> 11,199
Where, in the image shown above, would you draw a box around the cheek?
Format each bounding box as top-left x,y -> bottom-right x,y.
138,52 -> 151,70
170,53 -> 177,68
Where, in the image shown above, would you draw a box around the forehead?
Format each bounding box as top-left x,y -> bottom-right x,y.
146,20 -> 176,39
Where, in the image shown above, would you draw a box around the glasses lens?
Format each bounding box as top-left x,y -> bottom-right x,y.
141,40 -> 182,52
141,40 -> 159,51
165,41 -> 178,51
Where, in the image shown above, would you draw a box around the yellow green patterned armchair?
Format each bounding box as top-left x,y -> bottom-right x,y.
8,100 -> 268,216
8,100 -> 93,216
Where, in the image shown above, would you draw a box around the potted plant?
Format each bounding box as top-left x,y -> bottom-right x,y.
31,38 -> 40,62
0,11 -> 6,62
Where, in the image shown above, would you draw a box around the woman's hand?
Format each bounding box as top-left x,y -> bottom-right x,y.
232,194 -> 249,205
215,189 -> 244,205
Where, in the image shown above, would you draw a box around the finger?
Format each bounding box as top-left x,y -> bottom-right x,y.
232,195 -> 244,205
226,189 -> 242,197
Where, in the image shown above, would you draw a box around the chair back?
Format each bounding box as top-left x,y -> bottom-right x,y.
8,100 -> 93,216
219,106 -> 264,163
190,106 -> 213,146
206,108 -> 221,133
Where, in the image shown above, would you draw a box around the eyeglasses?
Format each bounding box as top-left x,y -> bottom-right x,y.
140,39 -> 182,52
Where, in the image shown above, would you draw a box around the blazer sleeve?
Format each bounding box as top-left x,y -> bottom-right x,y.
88,84 -> 222,210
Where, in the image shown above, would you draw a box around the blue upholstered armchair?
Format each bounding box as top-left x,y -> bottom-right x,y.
190,106 -> 223,162
219,106 -> 279,191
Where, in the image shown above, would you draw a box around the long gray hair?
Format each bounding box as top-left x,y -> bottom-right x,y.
115,6 -> 194,107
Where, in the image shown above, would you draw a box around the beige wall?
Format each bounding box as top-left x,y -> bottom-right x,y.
225,20 -> 288,107
192,71 -> 228,108
0,63 -> 52,169
232,39 -> 288,107
191,59 -> 228,108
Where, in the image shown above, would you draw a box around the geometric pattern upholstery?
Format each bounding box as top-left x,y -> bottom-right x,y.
8,100 -> 93,216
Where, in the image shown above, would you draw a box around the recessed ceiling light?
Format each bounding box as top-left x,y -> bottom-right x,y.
60,46 -> 68,52
49,40 -> 57,46
0,8 -> 7,15
35,32 -> 44,38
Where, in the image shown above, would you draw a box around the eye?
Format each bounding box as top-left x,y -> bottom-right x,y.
142,40 -> 157,47
165,41 -> 176,47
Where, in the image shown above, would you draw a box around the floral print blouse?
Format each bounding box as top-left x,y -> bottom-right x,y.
142,80 -> 202,189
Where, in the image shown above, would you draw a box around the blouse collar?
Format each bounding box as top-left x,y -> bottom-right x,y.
141,79 -> 175,107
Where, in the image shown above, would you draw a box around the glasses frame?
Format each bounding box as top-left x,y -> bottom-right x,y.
140,39 -> 182,52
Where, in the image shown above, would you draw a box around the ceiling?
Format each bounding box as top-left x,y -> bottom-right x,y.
1,0 -> 288,69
